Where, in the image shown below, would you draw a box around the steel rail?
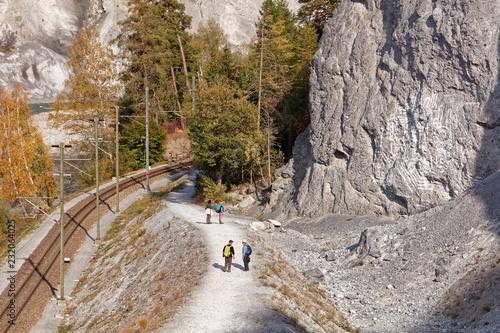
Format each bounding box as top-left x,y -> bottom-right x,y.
0,160 -> 192,332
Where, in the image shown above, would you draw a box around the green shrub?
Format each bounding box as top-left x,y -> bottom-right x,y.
195,174 -> 227,203
0,202 -> 18,234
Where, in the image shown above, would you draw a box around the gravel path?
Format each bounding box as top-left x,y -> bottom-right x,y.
155,171 -> 291,333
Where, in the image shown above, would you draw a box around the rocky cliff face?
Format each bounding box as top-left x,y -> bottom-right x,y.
271,0 -> 500,218
183,0 -> 299,47
0,0 -> 299,103
0,0 -> 127,102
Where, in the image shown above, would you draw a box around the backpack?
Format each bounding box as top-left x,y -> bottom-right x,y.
224,245 -> 232,257
246,245 -> 252,256
216,204 -> 222,213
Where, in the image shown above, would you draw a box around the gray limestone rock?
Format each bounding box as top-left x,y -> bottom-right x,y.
0,0 -> 127,102
0,0 -> 300,102
302,267 -> 324,285
325,250 -> 337,261
182,0 -> 300,47
0,42 -> 69,103
270,0 -> 500,219
354,227 -> 386,260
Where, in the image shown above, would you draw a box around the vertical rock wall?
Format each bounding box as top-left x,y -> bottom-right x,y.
181,0 -> 300,47
0,0 -> 123,102
271,0 -> 500,218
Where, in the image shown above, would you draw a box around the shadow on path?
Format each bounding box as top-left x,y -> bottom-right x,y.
212,263 -> 224,272
232,263 -> 245,271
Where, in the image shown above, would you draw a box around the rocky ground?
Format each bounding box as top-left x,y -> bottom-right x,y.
29,112 -> 500,332
27,167 -> 499,333
251,172 -> 500,333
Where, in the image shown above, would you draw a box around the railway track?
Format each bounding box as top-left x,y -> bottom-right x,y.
0,160 -> 192,332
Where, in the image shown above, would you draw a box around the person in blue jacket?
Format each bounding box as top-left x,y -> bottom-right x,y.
242,239 -> 250,271
216,201 -> 224,224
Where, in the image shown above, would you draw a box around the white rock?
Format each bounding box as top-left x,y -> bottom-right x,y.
251,221 -> 267,231
268,219 -> 281,227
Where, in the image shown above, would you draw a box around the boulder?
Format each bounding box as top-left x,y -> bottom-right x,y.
303,268 -> 324,285
325,251 -> 337,262
354,227 -> 386,260
268,219 -> 281,227
251,221 -> 267,231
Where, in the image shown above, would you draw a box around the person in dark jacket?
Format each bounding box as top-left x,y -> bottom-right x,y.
205,200 -> 212,224
222,240 -> 235,272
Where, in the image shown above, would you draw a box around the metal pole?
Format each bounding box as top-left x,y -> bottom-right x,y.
115,106 -> 120,213
146,87 -> 151,191
58,142 -> 66,306
95,118 -> 101,243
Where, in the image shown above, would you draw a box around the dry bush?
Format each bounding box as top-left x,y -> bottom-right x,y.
256,241 -> 354,332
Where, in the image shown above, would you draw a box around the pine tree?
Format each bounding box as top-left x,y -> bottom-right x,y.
120,0 -> 194,120
120,120 -> 166,171
298,0 -> 341,36
281,23 -> 318,157
193,18 -> 230,77
244,0 -> 319,161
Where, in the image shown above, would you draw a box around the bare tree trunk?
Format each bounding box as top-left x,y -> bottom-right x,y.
267,125 -> 271,184
177,34 -> 190,89
16,102 -> 35,187
250,162 -> 253,185
216,168 -> 223,186
257,25 -> 264,132
171,67 -> 185,130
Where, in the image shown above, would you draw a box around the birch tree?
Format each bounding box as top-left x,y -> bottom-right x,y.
0,85 -> 56,214
52,26 -> 122,133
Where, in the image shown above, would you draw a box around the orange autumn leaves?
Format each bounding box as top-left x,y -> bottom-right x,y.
0,85 -> 56,206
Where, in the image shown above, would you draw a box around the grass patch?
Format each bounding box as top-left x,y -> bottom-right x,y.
258,245 -> 356,332
0,213 -> 51,261
57,324 -> 73,333
137,315 -> 148,328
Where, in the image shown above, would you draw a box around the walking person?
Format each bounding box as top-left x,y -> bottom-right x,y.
222,240 -> 235,272
205,200 -> 213,224
216,201 -> 224,224
242,239 -> 252,271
